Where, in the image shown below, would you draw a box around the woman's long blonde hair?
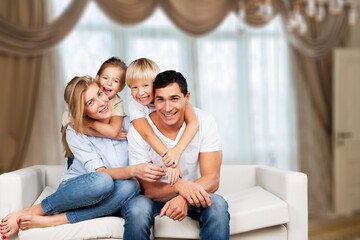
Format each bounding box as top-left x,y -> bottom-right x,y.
61,75 -> 96,157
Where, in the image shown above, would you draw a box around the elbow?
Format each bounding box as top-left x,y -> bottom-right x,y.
195,121 -> 199,131
212,180 -> 220,193
108,131 -> 119,139
210,173 -> 220,193
142,188 -> 157,200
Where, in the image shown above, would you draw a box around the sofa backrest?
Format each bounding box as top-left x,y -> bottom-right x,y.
217,164 -> 256,196
45,165 -> 67,189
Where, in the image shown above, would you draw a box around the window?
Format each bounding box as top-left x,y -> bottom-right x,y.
55,1 -> 297,170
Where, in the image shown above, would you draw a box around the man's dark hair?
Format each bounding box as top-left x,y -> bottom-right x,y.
153,70 -> 188,96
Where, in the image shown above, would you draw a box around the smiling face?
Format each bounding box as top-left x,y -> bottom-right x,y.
97,66 -> 125,100
154,82 -> 189,128
130,80 -> 154,106
84,83 -> 111,122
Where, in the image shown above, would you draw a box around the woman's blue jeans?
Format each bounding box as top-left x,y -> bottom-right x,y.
41,172 -> 140,223
120,193 -> 230,240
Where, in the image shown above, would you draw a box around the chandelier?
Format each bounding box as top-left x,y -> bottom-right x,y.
237,0 -> 359,35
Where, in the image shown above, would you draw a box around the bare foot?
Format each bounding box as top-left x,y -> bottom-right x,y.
0,208 -> 30,239
18,214 -> 68,230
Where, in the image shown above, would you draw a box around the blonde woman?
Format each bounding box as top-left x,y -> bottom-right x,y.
0,76 -> 165,239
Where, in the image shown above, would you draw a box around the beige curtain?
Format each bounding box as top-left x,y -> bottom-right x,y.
0,0 -> 65,172
0,0 -> 354,217
279,4 -> 350,217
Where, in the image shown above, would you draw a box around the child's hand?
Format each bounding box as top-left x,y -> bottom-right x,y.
163,148 -> 181,167
116,130 -> 128,141
166,165 -> 182,185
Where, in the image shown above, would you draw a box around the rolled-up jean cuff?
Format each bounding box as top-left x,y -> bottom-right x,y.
65,211 -> 77,224
41,197 -> 55,215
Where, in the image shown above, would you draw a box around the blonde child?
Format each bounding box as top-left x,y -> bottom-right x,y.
126,58 -> 199,185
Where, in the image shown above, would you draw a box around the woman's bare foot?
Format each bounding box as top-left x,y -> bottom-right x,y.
0,208 -> 30,239
0,205 -> 44,239
18,213 -> 68,230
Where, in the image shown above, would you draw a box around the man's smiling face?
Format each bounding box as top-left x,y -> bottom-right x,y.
154,82 -> 189,127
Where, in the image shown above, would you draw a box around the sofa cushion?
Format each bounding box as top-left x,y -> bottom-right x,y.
19,186 -> 125,240
226,186 -> 289,234
155,216 -> 200,239
154,186 -> 289,238
18,216 -> 124,240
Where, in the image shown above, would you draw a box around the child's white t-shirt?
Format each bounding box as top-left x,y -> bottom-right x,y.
128,96 -> 156,122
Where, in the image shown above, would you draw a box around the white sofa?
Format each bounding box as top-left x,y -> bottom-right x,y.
0,164 -> 308,240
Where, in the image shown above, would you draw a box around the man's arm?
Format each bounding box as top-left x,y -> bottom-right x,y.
195,151 -> 222,193
139,150 -> 222,206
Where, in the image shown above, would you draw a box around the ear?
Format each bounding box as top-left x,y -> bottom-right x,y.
185,92 -> 190,102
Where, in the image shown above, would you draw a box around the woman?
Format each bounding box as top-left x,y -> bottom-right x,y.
0,76 -> 166,239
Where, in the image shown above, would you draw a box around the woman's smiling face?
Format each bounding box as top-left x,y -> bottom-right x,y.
84,83 -> 111,122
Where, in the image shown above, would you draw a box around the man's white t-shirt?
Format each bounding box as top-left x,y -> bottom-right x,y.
128,97 -> 156,122
127,108 -> 222,183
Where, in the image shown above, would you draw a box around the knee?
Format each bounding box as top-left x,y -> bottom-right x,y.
91,172 -> 114,194
114,178 -> 140,198
125,195 -> 153,218
209,194 -> 229,217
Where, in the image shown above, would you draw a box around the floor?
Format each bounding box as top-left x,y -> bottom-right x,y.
309,214 -> 360,240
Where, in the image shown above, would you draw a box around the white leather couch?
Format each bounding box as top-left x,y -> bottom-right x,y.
0,164 -> 308,240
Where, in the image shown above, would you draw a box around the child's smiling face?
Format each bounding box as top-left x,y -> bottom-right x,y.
130,80 -> 154,106
97,66 -> 125,100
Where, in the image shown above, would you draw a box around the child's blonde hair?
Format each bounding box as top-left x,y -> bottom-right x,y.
126,58 -> 160,87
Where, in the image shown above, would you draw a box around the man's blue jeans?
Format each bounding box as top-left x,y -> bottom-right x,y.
121,193 -> 230,240
41,172 -> 140,223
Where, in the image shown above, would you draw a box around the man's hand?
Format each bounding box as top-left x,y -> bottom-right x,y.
132,162 -> 166,182
160,196 -> 188,221
175,181 -> 211,208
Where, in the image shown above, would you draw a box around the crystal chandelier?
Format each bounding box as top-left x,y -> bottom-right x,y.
236,0 -> 359,35
287,0 -> 359,35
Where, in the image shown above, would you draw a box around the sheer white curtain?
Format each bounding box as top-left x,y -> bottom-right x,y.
55,1 -> 297,170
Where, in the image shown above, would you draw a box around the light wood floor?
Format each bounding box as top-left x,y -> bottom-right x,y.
309,214 -> 360,240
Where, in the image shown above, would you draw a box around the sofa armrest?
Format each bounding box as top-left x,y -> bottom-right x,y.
255,165 -> 308,240
0,165 -> 65,219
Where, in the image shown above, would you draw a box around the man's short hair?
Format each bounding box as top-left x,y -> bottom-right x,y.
153,70 -> 188,96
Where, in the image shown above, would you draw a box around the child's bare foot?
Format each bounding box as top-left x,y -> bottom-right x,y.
18,214 -> 68,230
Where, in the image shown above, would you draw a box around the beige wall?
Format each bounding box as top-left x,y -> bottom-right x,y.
349,20 -> 360,46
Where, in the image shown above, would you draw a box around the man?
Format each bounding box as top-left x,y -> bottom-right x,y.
123,70 -> 230,240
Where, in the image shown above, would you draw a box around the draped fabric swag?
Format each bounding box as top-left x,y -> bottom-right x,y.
0,0 -> 351,217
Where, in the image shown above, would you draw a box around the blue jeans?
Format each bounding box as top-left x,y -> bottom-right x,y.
121,193 -> 230,240
41,172 -> 140,223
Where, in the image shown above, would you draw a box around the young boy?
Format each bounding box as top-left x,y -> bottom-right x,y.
126,58 -> 199,184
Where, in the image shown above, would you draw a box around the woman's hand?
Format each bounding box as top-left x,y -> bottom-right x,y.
132,162 -> 166,182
